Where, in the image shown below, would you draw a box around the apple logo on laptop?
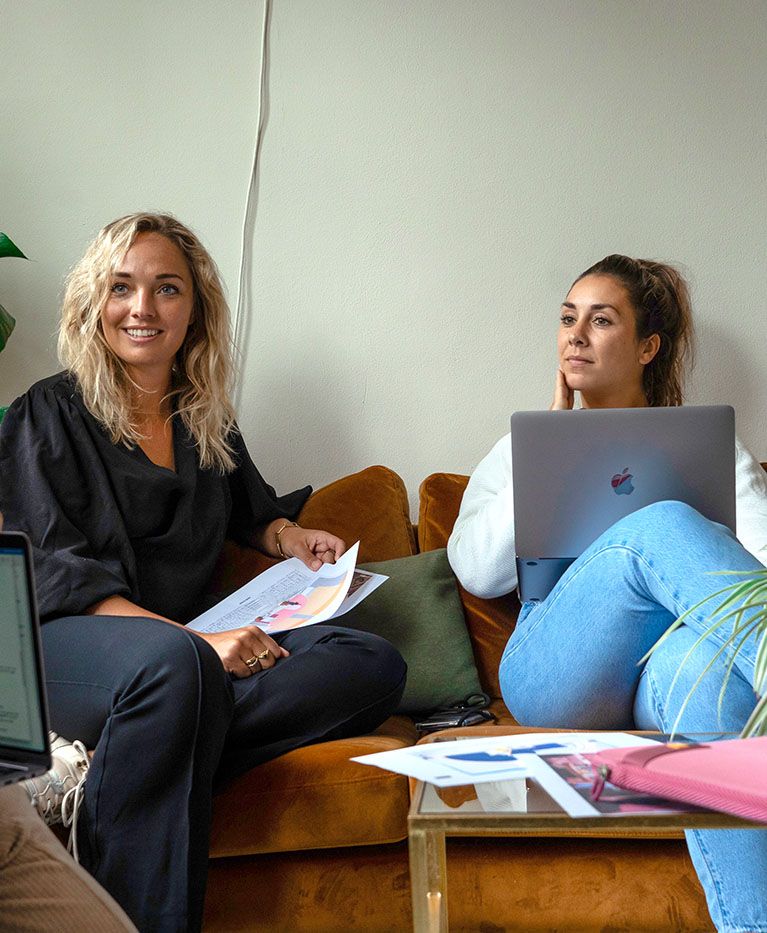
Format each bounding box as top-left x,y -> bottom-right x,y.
611,467 -> 634,495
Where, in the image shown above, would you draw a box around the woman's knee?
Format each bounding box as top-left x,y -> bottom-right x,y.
634,627 -> 755,732
57,616 -> 229,712
622,499 -> 705,536
121,618 -> 223,689
329,628 -> 407,697
500,645 -> 638,730
43,616 -> 232,753
137,626 -> 236,738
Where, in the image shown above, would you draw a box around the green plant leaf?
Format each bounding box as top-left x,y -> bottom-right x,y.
0,233 -> 27,260
0,302 -> 16,351
742,690 -> 767,738
651,568 -> 767,738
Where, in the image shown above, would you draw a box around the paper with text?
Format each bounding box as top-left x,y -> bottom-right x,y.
188,542 -> 387,635
351,732 -> 657,788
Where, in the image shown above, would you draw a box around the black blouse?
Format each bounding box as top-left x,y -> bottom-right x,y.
0,373 -> 311,623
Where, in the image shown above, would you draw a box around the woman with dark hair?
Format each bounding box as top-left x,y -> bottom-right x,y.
0,213 -> 406,932
448,256 -> 767,932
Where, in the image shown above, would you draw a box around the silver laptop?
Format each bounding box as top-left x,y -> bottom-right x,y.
512,406 -> 736,603
0,531 -> 51,785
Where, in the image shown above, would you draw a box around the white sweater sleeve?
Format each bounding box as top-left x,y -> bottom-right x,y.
735,436 -> 767,568
447,433 -> 518,598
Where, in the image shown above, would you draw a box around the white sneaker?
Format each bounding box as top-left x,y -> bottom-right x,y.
23,732 -> 89,860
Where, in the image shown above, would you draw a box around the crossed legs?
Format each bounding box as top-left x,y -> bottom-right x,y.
42,617 -> 405,932
499,501 -> 766,932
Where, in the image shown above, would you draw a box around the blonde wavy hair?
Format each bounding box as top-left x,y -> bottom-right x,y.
58,212 -> 237,473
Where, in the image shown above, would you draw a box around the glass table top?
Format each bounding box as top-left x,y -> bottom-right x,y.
409,730 -> 760,832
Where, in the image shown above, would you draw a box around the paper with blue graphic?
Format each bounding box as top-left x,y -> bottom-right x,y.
188,541 -> 387,635
352,731 -> 657,793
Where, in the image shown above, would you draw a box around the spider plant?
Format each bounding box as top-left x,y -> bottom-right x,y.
0,231 -> 27,352
643,566 -> 767,737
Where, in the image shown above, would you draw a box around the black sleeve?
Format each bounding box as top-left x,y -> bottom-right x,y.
226,430 -> 312,546
0,384 -> 134,620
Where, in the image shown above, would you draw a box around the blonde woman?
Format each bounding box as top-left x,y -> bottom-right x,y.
0,214 -> 405,933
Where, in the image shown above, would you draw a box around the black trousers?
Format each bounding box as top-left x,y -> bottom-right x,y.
41,617 -> 406,933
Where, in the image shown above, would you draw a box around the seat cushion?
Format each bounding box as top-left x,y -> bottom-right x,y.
210,717 -> 418,858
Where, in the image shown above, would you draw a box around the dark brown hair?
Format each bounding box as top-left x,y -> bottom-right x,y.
574,254 -> 694,407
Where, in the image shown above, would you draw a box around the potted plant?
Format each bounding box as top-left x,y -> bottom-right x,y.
647,565 -> 767,736
0,231 -> 28,421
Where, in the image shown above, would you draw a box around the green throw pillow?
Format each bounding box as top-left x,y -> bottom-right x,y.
340,548 -> 483,714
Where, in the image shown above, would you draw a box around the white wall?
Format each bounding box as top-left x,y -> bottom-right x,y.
1,0 -> 765,512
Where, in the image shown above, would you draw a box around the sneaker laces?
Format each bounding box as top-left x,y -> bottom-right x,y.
61,770 -> 87,862
23,732 -> 89,860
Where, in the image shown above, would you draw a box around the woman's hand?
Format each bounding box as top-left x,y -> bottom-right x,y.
550,369 -> 574,410
85,594 -> 287,678
278,526 -> 346,571
195,627 -> 288,679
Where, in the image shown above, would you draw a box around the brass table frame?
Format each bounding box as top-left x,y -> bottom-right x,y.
408,776 -> 760,932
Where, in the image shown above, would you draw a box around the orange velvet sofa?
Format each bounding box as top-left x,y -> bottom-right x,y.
202,464 -> 728,932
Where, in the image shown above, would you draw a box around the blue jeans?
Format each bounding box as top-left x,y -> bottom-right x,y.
499,501 -> 767,933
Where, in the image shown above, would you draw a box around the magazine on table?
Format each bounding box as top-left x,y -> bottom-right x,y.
352,731 -> 710,818
188,541 -> 387,636
536,746 -> 705,818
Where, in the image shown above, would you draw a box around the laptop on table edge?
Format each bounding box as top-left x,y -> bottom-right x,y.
512,405 -> 736,604
0,530 -> 51,785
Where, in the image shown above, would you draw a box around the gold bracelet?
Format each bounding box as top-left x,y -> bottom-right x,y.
275,520 -> 299,558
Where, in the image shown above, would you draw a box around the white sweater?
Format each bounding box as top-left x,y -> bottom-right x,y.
447,433 -> 767,599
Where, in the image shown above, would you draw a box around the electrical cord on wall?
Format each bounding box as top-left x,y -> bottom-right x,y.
232,0 -> 272,411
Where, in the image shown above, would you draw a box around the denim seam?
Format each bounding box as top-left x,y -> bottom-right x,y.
642,665 -> 667,732
690,829 -> 736,932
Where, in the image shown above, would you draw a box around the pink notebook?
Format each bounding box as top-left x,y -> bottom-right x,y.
588,737 -> 767,823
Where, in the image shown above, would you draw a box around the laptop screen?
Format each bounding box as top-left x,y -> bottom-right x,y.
0,543 -> 47,753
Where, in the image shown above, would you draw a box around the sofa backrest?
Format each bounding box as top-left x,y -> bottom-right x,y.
300,465 -> 418,563
418,472 -> 519,701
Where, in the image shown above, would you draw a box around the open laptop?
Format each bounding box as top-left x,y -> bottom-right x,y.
0,530 -> 51,785
512,406 -> 736,603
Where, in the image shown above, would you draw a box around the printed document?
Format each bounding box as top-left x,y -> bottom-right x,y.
354,731 -> 700,818
188,541 -> 387,636
351,731 -> 657,789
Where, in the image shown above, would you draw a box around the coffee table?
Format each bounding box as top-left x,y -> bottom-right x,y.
407,727 -> 760,932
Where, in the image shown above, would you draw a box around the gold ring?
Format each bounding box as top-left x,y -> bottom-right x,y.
255,649 -> 270,660
244,656 -> 259,669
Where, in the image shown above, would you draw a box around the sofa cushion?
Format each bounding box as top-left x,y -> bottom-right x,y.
208,464 -> 418,597
417,471 -> 468,554
209,718 -> 417,858
418,472 -> 520,701
340,548 -> 483,713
